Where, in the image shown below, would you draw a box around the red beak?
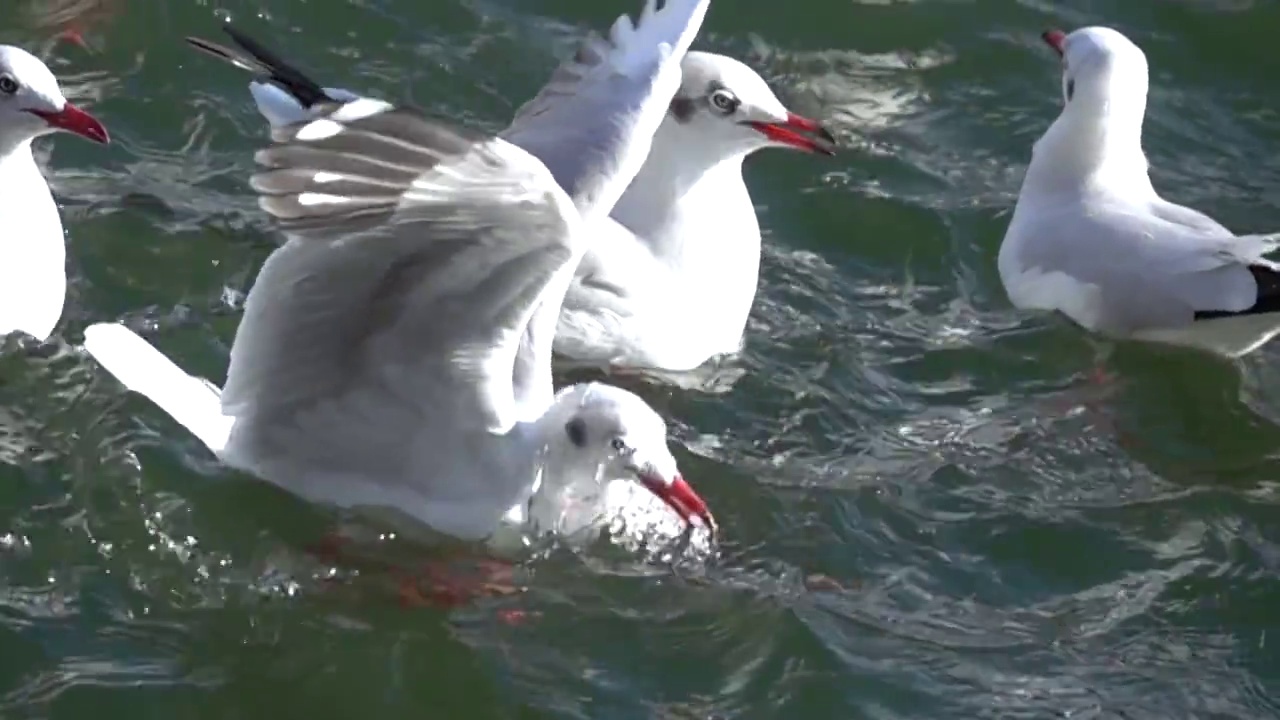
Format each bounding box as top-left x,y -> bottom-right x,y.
1042,29 -> 1067,58
747,112 -> 837,155
640,473 -> 716,533
26,102 -> 109,144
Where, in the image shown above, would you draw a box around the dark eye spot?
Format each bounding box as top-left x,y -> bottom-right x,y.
669,96 -> 696,123
610,437 -> 627,452
709,89 -> 739,114
1066,78 -> 1075,101
565,418 -> 587,448
0,76 -> 18,95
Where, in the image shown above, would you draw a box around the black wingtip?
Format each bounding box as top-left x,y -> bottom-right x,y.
1194,265 -> 1280,320
185,35 -> 258,73
185,22 -> 330,109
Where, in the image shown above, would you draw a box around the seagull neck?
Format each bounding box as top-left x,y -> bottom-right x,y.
0,138 -> 47,218
523,385 -> 590,491
1026,109 -> 1152,197
610,124 -> 756,266
0,137 -> 35,172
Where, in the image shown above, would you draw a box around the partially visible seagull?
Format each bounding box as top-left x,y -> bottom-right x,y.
999,26 -> 1280,359
520,48 -> 838,373
232,6 -> 837,375
0,45 -> 108,343
83,4 -> 716,604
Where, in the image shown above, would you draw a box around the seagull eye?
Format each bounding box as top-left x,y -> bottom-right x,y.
564,418 -> 588,448
0,76 -> 18,95
709,89 -> 739,114
610,437 -> 628,453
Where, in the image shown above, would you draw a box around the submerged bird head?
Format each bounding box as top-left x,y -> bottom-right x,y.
1030,27 -> 1150,185
546,383 -> 715,533
663,51 -> 836,160
0,46 -> 107,148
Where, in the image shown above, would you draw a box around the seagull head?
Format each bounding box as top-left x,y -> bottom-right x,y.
1029,27 -> 1150,183
665,51 -> 836,158
0,46 -> 108,147
1039,27 -> 1148,136
552,383 -> 716,532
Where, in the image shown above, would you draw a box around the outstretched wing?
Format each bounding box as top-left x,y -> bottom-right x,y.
500,0 -> 710,218
220,100 -> 585,434
187,24 -> 382,128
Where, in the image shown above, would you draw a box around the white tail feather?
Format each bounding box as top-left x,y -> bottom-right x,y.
1234,231 -> 1280,269
83,323 -> 234,454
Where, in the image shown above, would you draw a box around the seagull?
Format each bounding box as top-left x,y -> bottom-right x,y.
999,26 -> 1280,360
82,5 -> 716,600
0,45 -> 107,342
514,48 -> 838,373
228,8 -> 837,374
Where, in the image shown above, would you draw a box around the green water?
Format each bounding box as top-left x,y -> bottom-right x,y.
3,0 -> 1280,717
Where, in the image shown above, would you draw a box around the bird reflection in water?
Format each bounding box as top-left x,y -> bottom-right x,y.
22,0 -> 121,50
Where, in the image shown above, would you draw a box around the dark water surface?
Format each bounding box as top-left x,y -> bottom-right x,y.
3,0 -> 1280,717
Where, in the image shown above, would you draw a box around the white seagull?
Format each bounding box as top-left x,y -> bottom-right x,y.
234,7 -> 836,374
999,26 -> 1280,359
82,4 -> 715,569
0,45 -> 108,342
520,48 -> 837,373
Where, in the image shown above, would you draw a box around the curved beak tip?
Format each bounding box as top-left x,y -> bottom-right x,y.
750,112 -> 838,156
646,473 -> 716,535
699,509 -> 719,535
1042,29 -> 1067,57
29,102 -> 109,144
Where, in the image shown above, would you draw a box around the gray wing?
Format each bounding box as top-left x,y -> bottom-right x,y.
1147,196 -> 1233,237
220,101 -> 584,433
1013,201 -> 1280,331
499,0 -> 709,218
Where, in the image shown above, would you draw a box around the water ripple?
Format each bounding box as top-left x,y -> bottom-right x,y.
2,0 -> 1280,717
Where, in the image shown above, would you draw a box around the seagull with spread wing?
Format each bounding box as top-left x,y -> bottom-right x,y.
83,2 -> 716,603
232,2 -> 837,376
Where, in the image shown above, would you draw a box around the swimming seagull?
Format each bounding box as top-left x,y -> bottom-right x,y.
82,4 -> 715,583
520,49 -> 838,373
999,26 -> 1280,359
0,45 -> 108,342
227,9 -> 837,374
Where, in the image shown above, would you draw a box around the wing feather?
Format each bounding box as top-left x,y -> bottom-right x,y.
499,0 -> 710,217
1010,200 -> 1280,331
221,103 -> 584,433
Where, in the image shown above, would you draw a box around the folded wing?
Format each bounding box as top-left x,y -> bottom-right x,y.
1014,203 -> 1280,330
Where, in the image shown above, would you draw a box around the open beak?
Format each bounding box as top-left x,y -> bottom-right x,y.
1042,29 -> 1067,58
746,112 -> 837,156
25,102 -> 109,144
638,472 -> 717,533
